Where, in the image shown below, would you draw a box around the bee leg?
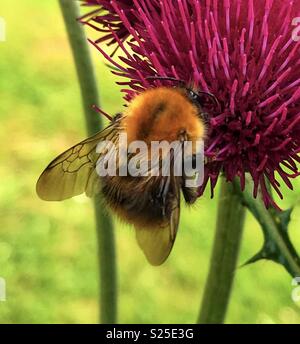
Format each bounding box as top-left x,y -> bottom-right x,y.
181,184 -> 198,204
156,179 -> 166,217
201,112 -> 210,123
155,177 -> 171,218
178,129 -> 188,142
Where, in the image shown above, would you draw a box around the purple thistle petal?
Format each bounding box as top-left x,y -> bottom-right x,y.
81,0 -> 300,208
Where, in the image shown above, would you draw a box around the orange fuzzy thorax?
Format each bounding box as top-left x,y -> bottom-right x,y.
122,87 -> 205,145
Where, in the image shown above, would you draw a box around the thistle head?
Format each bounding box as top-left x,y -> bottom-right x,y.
81,0 -> 300,209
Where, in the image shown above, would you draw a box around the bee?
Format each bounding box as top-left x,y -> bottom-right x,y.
36,78 -> 218,265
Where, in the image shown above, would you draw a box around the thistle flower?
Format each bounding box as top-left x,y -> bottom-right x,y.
81,0 -> 300,209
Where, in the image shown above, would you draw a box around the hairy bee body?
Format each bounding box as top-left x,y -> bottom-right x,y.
37,86 -> 207,265
123,87 -> 205,143
101,174 -> 174,229
101,87 -> 204,226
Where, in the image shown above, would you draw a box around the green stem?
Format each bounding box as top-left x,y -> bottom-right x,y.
59,0 -> 117,323
198,177 -> 246,324
233,178 -> 300,276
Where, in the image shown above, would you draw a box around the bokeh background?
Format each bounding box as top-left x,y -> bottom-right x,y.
0,0 -> 300,324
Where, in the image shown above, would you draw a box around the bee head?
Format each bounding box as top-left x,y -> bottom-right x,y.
146,76 -> 220,121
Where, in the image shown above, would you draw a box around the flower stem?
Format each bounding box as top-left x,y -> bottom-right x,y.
59,0 -> 117,323
233,177 -> 300,276
198,177 -> 246,324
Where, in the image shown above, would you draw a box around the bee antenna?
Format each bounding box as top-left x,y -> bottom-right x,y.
92,105 -> 113,122
197,91 -> 221,112
146,76 -> 221,111
146,76 -> 185,86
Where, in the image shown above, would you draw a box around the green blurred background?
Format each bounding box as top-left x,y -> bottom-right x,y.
0,0 -> 300,324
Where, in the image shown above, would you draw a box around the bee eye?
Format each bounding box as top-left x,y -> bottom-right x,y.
187,90 -> 200,103
189,90 -> 197,99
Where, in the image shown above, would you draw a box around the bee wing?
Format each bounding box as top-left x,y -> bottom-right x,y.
36,119 -> 122,201
135,173 -> 181,266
